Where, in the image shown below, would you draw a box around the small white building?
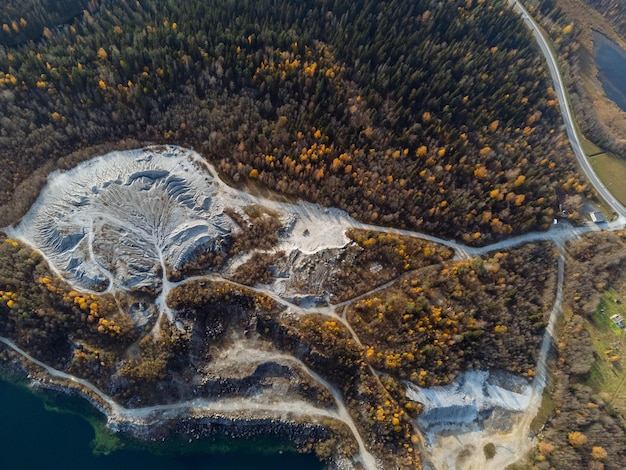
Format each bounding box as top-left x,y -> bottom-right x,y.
590,211 -> 606,223
610,314 -> 624,329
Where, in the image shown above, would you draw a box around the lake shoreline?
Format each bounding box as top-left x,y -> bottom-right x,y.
0,357 -> 325,469
593,30 -> 626,113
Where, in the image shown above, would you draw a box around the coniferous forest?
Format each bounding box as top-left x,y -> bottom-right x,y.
0,0 -> 586,243
2,1 -> 622,468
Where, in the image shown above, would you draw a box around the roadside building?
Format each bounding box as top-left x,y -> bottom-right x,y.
610,314 -> 625,329
590,211 -> 606,223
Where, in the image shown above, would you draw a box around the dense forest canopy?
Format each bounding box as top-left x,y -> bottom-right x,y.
584,0 -> 626,39
0,0 -> 91,47
2,2 -> 618,467
0,0 -> 585,243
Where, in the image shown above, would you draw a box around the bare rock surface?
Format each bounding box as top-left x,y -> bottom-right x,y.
6,146 -> 237,292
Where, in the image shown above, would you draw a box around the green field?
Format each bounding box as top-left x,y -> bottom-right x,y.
584,288 -> 626,425
580,136 -> 604,156
590,153 -> 626,207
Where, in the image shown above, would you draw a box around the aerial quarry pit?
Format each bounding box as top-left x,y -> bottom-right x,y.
3,0 -> 626,467
0,145 -> 576,469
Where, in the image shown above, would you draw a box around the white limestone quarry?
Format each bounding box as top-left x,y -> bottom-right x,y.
0,144 -> 381,468
5,146 -> 231,292
406,370 -> 533,439
406,370 -> 536,470
3,145 -> 354,301
4,144 -> 576,469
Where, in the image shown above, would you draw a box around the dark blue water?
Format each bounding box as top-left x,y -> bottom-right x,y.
0,378 -> 324,470
594,31 -> 626,113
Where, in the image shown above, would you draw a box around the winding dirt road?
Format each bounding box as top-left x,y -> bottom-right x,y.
0,215 -> 591,470
2,3 -> 626,467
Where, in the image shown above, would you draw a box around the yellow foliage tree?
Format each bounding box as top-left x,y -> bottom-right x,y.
567,431 -> 587,447
474,166 -> 487,179
538,441 -> 555,455
591,446 -> 607,460
491,218 -> 503,233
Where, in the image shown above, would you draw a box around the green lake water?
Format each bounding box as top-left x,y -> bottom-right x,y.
0,378 -> 324,470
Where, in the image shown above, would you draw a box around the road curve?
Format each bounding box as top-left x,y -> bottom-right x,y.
511,0 -> 626,222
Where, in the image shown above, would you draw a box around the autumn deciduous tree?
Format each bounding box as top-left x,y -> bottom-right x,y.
538,441 -> 555,455
591,446 -> 608,460
568,431 -> 588,447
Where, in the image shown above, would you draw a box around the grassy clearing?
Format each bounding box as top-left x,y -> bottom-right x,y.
590,152 -> 626,207
580,136 -> 604,156
583,288 -> 626,425
530,384 -> 555,433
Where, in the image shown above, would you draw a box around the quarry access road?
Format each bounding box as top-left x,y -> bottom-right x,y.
351,218 -> 591,260
6,7 -> 626,461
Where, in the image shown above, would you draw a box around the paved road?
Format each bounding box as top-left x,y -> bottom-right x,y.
511,0 -> 626,223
